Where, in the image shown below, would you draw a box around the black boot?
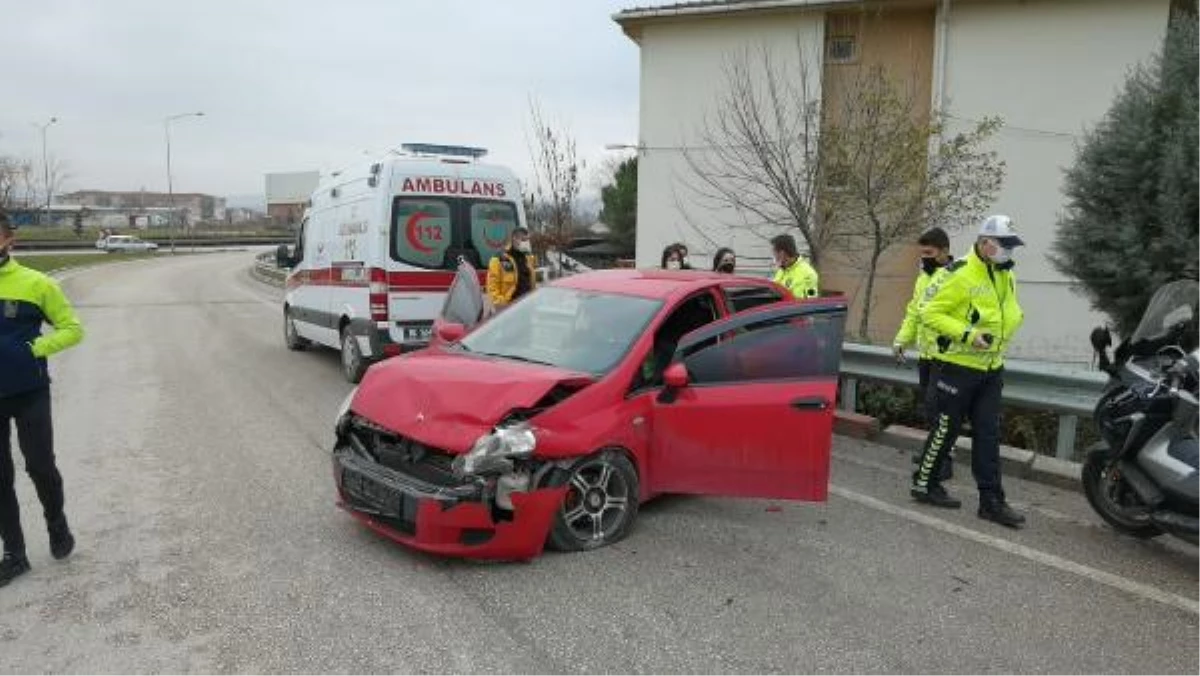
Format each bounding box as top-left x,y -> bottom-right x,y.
979,496 -> 1026,528
49,516 -> 75,560
939,451 -> 954,481
0,552 -> 31,587
911,484 -> 962,509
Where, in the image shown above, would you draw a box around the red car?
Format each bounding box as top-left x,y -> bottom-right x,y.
332,263 -> 848,560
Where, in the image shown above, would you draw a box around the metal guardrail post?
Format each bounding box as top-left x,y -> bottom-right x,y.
1056,414 -> 1079,460
839,377 -> 858,411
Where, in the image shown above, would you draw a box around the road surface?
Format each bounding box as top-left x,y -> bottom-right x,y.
1,252 -> 1196,673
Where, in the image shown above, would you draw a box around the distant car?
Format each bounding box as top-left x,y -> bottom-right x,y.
96,235 -> 159,253
331,262 -> 848,560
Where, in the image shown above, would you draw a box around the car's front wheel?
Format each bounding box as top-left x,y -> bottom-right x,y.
547,450 -> 639,552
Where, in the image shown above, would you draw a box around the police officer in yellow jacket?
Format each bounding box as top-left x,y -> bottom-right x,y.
893,227 -> 955,479
770,234 -> 819,299
486,227 -> 537,310
0,213 -> 84,586
912,215 -> 1026,528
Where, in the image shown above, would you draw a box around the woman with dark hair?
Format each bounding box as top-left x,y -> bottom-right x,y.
661,244 -> 684,270
673,243 -> 693,270
712,247 -> 736,273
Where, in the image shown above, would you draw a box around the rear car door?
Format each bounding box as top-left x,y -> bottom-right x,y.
649,299 -> 847,500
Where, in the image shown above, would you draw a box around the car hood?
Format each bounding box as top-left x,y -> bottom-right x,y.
351,350 -> 593,453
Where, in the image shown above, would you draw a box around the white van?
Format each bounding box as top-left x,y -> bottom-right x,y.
276,143 -> 526,383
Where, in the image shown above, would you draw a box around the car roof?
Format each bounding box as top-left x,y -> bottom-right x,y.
550,269 -> 775,300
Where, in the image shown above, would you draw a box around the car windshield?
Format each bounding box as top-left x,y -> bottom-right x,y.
458,286 -> 662,375
1130,279 -> 1199,351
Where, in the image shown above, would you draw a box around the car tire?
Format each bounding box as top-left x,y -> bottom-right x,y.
284,308 -> 309,351
340,327 -> 368,384
546,450 -> 640,552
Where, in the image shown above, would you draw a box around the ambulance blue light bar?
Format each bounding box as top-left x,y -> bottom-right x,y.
400,143 -> 488,159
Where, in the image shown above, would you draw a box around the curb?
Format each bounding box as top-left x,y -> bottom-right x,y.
835,411 -> 1082,493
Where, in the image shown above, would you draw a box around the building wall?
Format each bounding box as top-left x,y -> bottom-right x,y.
819,6 -> 937,342
634,11 -> 826,271
940,0 -> 1170,361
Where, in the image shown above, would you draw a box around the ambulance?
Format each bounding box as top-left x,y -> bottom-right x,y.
276,143 -> 526,383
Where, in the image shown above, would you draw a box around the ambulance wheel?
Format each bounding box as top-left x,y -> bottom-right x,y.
284,308 -> 309,351
340,327 -> 368,384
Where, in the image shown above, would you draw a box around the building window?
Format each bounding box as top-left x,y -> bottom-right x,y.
827,35 -> 857,64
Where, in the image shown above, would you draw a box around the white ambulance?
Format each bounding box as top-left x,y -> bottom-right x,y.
276,143 -> 526,383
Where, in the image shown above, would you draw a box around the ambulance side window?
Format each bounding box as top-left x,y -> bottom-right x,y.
294,219 -> 307,264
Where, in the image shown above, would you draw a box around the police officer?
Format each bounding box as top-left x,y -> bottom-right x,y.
912,215 -> 1026,528
893,227 -> 955,480
486,227 -> 537,310
0,212 -> 84,587
770,234 -> 819,299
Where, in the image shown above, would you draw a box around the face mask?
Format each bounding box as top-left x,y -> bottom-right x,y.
718,262 -> 735,273
990,246 -> 1013,265
920,256 -> 939,275
666,260 -> 681,270
515,241 -> 531,254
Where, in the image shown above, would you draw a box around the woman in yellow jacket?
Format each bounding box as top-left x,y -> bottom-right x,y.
486,227 -> 537,310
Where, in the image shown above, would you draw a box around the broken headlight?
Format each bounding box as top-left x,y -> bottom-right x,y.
452,423 -> 537,477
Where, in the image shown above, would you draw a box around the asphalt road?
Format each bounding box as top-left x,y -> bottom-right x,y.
1,252 -> 1196,674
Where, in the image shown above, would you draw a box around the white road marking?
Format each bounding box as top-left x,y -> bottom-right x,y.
829,484 -> 1199,616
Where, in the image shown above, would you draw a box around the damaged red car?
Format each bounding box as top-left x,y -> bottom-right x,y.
332,262 -> 847,560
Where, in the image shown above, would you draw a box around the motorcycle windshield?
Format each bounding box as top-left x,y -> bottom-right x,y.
1130,280 -> 1200,350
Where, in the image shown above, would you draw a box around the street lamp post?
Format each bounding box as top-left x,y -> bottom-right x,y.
164,111 -> 204,254
34,117 -> 58,225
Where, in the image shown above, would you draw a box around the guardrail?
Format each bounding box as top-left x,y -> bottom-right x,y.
253,251 -> 287,285
248,253 -> 1106,459
840,344 -> 1108,460
21,237 -> 291,251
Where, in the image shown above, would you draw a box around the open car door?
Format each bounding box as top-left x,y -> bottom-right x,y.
649,299 -> 848,501
430,259 -> 490,346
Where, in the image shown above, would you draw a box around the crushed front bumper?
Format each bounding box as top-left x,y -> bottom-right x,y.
332,440 -> 565,561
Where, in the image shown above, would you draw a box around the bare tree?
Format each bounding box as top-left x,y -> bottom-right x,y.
525,98 -> 583,245
822,66 -> 1005,339
678,40 -> 833,265
0,156 -> 40,212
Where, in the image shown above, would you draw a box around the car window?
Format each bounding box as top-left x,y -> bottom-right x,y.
393,198 -> 453,269
631,291 -> 720,391
469,202 -> 517,266
724,285 -> 784,313
678,309 -> 845,384
294,219 -> 307,264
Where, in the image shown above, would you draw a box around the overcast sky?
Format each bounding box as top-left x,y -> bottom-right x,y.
1,0 -> 641,205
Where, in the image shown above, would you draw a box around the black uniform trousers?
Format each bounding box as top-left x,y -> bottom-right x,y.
913,361 -> 1004,498
0,387 -> 63,556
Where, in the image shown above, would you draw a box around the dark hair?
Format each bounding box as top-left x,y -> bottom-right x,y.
769,234 -> 798,258
661,244 -> 682,268
712,247 -> 735,271
917,227 -> 950,250
0,210 -> 12,236
512,226 -> 530,238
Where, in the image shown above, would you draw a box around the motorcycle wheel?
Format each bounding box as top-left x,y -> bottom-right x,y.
1082,449 -> 1164,539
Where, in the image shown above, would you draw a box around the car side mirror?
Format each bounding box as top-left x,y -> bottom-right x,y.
664,363 -> 690,389
437,322 -> 466,344
275,244 -> 293,269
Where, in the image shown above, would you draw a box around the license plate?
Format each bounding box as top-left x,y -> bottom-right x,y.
343,469 -> 401,516
402,326 -> 432,342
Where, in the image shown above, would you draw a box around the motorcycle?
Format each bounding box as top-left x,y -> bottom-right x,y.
1085,279 -> 1199,544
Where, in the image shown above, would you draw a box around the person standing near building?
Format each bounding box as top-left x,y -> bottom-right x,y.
486,227 -> 537,311
770,234 -> 819,299
712,247 -> 736,274
893,227 -> 955,480
912,215 -> 1026,528
0,211 -> 85,587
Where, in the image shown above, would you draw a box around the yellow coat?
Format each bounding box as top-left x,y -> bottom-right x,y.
486,251 -> 537,307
